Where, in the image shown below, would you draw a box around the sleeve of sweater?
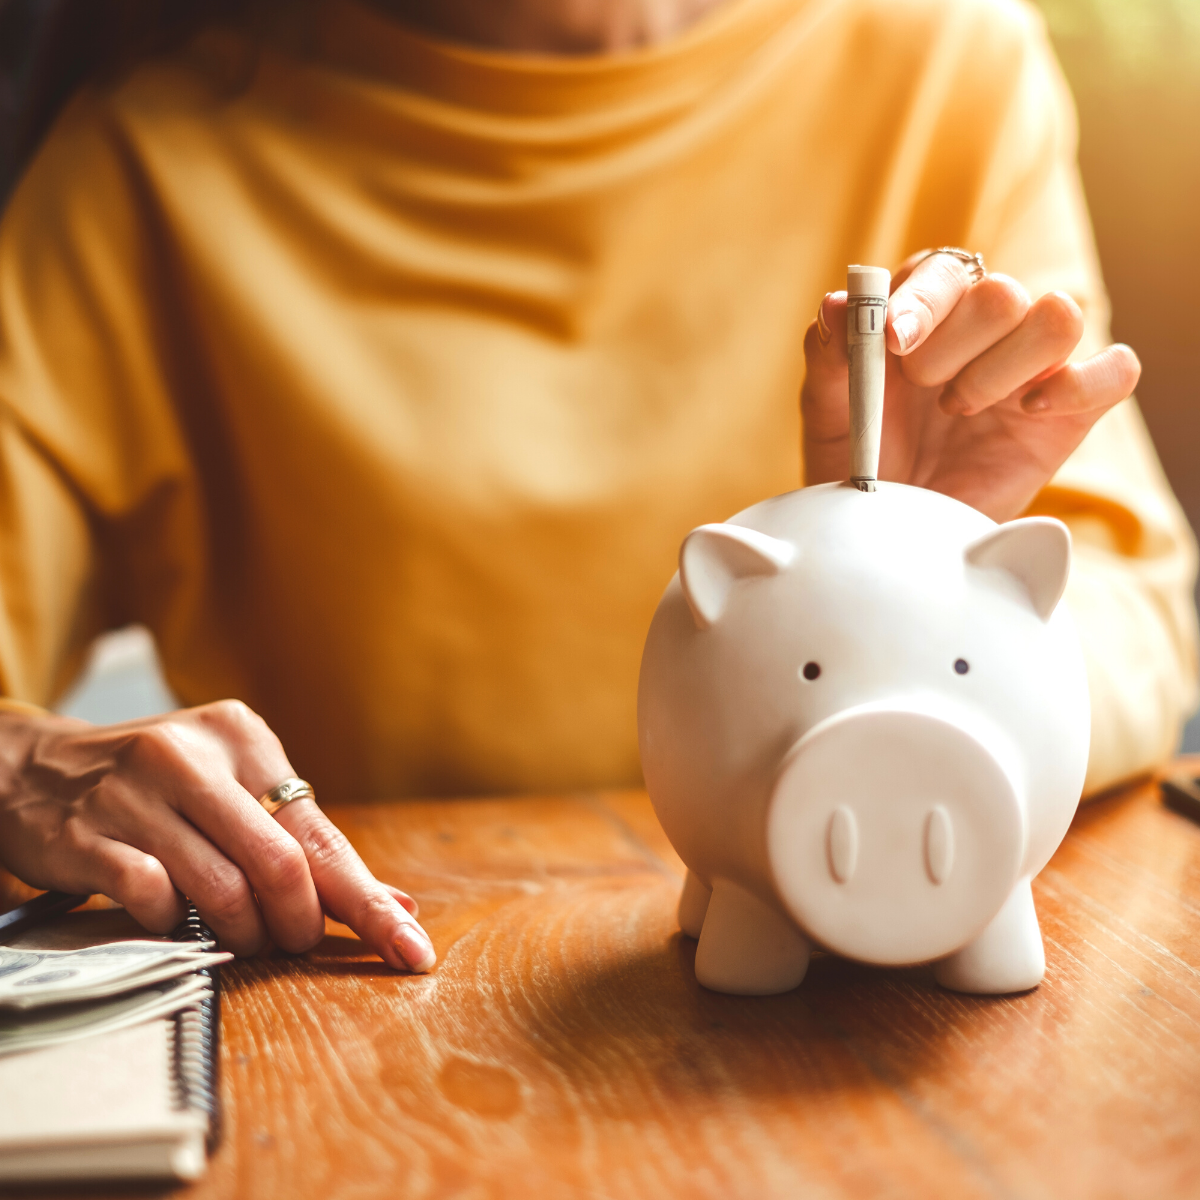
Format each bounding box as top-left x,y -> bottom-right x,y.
0,85 -> 211,709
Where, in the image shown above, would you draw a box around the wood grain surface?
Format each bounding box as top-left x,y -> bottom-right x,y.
3,771 -> 1200,1199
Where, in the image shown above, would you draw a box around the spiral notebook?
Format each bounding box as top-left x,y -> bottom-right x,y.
0,904 -> 221,1184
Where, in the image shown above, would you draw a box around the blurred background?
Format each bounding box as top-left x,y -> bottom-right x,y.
2,0 -> 1199,742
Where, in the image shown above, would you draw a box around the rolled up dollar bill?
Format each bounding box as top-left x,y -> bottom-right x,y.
847,264 -> 890,491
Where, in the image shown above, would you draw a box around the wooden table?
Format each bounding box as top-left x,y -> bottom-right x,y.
4,769 -> 1200,1199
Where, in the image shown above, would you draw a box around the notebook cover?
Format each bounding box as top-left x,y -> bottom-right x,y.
0,902 -> 222,1183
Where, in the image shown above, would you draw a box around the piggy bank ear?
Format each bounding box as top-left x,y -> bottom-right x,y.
964,517 -> 1071,621
679,524 -> 795,629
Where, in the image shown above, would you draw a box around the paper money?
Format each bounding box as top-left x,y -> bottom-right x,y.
846,264 -> 890,491
0,942 -> 231,1010
0,975 -> 212,1057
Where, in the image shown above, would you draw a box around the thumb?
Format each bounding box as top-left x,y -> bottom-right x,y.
801,291 -> 850,486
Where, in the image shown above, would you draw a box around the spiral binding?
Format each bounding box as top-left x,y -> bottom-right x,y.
170,905 -> 222,1153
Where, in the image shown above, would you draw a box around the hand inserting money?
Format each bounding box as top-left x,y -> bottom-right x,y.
801,249 -> 1141,521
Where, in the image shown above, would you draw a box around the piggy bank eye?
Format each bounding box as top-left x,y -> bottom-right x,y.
802,661 -> 821,681
954,658 -> 970,675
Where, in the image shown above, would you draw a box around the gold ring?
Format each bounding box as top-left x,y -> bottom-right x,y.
922,246 -> 986,284
259,777 -> 316,816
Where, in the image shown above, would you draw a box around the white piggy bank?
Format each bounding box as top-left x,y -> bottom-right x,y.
638,481 -> 1090,996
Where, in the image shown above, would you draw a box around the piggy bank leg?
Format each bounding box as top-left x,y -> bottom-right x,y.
678,870 -> 712,939
933,878 -> 1045,995
694,879 -> 811,995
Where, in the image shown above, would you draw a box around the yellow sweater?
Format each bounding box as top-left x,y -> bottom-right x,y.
0,0 -> 1194,799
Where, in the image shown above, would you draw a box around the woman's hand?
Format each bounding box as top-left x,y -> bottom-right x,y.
0,701 -> 436,972
801,250 -> 1142,521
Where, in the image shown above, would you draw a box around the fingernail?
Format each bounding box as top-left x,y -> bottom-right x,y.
1022,390 -> 1049,413
816,295 -> 832,344
892,312 -> 921,352
394,924 -> 437,973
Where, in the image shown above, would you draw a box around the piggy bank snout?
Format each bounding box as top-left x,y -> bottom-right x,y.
766,705 -> 1026,967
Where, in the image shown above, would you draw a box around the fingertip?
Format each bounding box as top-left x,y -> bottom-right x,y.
128,893 -> 189,936
889,311 -> 922,355
393,922 -> 437,973
1110,342 -> 1143,387
815,293 -> 832,345
1046,288 -> 1084,316
1038,290 -> 1085,341
805,293 -> 848,364
100,843 -> 186,935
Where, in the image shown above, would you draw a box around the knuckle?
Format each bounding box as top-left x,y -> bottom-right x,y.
210,698 -> 252,721
302,819 -> 353,871
80,777 -> 135,824
256,836 -> 311,895
199,699 -> 284,760
1039,291 -> 1084,341
927,252 -> 968,293
905,284 -> 941,327
207,698 -> 266,736
123,722 -> 196,773
112,853 -> 169,910
350,886 -> 399,932
196,861 -> 254,925
55,814 -> 93,859
978,275 -> 1029,323
55,816 -> 102,873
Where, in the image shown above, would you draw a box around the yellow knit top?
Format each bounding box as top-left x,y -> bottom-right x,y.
0,0 -> 1194,799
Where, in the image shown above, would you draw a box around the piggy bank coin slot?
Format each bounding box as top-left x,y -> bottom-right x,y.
802,661 -> 821,681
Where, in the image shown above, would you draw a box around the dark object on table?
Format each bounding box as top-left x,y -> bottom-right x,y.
1160,771 -> 1200,824
0,890 -> 88,942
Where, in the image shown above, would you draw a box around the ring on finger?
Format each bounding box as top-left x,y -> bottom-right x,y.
921,246 -> 987,285
259,777 -> 316,816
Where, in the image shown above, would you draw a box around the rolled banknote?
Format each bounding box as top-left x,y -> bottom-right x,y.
847,264 -> 890,491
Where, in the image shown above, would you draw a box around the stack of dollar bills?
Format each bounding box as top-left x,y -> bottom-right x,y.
0,942 -> 233,1057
